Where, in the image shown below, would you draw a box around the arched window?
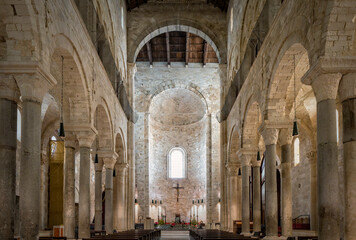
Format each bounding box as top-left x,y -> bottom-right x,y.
121,6 -> 124,30
336,109 -> 339,144
168,147 -> 186,179
230,8 -> 234,32
294,138 -> 300,166
17,109 -> 21,141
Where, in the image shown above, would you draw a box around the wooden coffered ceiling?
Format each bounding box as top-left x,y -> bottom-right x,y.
126,0 -> 229,12
136,31 -> 219,65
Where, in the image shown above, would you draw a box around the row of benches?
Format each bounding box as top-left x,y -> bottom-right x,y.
82,229 -> 161,240
190,229 -> 259,240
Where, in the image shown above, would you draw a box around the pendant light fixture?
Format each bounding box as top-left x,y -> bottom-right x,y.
113,168 -> 116,177
257,151 -> 261,161
94,153 -> 99,164
292,54 -> 299,136
59,56 -> 65,137
238,168 -> 241,176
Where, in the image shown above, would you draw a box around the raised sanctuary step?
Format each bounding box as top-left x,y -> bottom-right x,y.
162,230 -> 190,236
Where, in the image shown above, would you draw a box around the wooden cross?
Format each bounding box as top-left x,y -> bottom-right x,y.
172,184 -> 184,202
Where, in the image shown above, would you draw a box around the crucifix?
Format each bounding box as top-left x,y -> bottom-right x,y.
172,184 -> 184,202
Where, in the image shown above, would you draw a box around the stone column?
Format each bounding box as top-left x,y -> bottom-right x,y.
63,134 -> 76,239
206,114 -> 213,228
309,73 -> 342,239
279,128 -> 293,237
339,74 -> 356,240
238,150 -> 253,236
76,130 -> 96,239
116,163 -> 128,231
94,157 -> 103,231
103,155 -> 117,234
0,78 -> 19,239
251,157 -> 262,234
307,150 -> 317,231
226,163 -> 240,232
127,63 -> 136,229
16,74 -> 54,239
260,127 -> 279,238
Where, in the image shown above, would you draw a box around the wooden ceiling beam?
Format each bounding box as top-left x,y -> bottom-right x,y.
185,32 -> 190,67
146,41 -> 153,67
166,32 -> 170,67
203,41 -> 208,66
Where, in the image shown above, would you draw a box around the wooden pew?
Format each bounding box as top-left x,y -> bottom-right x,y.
83,229 -> 160,240
190,229 -> 260,240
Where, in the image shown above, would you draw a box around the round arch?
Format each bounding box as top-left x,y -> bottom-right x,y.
131,24 -> 222,63
115,129 -> 126,164
227,124 -> 241,164
93,104 -> 113,152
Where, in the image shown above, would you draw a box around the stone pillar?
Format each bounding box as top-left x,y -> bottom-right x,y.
94,157 -> 103,231
103,155 -> 117,234
0,78 -> 19,239
310,73 -> 341,239
251,157 -> 262,234
260,127 -> 279,238
339,74 -> 356,240
206,114 -> 213,228
63,134 -> 76,239
16,74 -> 54,239
279,128 -> 293,237
238,150 -> 253,236
307,150 -> 317,231
127,63 -> 136,230
116,163 -> 128,231
226,163 -> 240,232
76,130 -> 96,239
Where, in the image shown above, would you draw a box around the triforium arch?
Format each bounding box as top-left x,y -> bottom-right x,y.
133,25 -> 222,63
265,41 -> 311,121
49,35 -> 91,125
228,124 -> 241,164
93,103 -> 114,152
115,129 -> 127,164
241,100 -> 262,150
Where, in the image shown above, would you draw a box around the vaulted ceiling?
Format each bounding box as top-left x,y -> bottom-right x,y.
136,31 -> 219,64
126,0 -> 229,12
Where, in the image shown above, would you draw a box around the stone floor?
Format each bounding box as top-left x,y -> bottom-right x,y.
160,231 -> 192,240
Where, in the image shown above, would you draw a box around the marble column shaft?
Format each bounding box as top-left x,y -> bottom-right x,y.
117,164 -> 128,231
19,100 -> 42,239
0,98 -> 17,239
339,74 -> 356,240
78,146 -> 92,238
206,114 -> 213,227
261,127 -> 279,238
94,159 -> 103,232
252,163 -> 261,233
241,162 -> 251,235
63,138 -> 76,239
104,157 -> 116,234
281,144 -> 292,237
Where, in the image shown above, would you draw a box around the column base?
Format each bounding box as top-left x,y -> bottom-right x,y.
241,232 -> 251,236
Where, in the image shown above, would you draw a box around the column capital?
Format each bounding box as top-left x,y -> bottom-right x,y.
102,152 -> 118,169
259,124 -> 279,145
278,128 -> 293,146
339,73 -> 356,102
226,162 -> 240,176
0,76 -> 20,102
237,149 -> 256,167
75,126 -> 97,148
116,163 -> 129,174
251,159 -> 262,168
64,132 -> 77,149
0,62 -> 57,103
127,63 -> 137,79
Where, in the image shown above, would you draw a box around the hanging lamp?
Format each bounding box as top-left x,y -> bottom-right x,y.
113,168 -> 116,177
59,56 -> 65,137
94,153 -> 99,164
238,168 -> 241,176
257,151 -> 261,161
292,54 -> 299,136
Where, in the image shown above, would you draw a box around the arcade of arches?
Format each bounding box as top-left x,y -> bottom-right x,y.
0,0 -> 355,240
